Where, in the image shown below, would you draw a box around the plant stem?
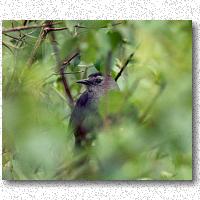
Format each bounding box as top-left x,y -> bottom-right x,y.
48,24 -> 75,109
115,53 -> 134,81
2,22 -> 61,33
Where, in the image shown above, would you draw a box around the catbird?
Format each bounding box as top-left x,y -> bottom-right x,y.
69,72 -> 119,147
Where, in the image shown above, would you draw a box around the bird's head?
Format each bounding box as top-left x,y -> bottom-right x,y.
76,72 -> 118,93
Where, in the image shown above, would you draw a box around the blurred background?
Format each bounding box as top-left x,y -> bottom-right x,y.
2,20 -> 192,180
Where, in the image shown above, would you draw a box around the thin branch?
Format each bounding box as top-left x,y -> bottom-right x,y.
115,53 -> 134,81
52,71 -> 84,75
23,20 -> 29,26
51,86 -> 67,102
48,25 -> 76,109
62,51 -> 80,67
3,33 -> 23,41
2,41 -> 20,50
2,41 -> 14,54
3,33 -> 29,48
41,53 -> 81,86
26,21 -> 52,67
3,21 -> 123,35
44,27 -> 69,32
2,22 -> 61,33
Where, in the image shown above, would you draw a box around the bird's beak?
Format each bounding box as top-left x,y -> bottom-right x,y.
76,79 -> 92,85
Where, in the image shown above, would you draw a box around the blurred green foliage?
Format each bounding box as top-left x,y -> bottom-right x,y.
2,20 -> 192,180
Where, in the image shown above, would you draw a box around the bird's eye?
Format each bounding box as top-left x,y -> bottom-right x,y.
96,78 -> 102,83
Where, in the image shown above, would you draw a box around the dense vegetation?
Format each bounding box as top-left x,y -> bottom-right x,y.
2,20 -> 192,180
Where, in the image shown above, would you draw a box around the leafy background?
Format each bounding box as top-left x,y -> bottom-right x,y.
2,20 -> 192,180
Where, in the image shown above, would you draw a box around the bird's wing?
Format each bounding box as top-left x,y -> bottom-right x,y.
69,91 -> 92,143
69,91 -> 89,126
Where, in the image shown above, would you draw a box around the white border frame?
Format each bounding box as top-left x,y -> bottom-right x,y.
1,0 -> 199,199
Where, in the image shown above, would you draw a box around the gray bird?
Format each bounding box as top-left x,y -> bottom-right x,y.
69,72 -> 119,147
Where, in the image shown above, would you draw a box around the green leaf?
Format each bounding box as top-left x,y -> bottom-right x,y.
99,90 -> 124,117
107,31 -> 122,50
80,31 -> 98,63
94,59 -> 101,71
60,37 -> 78,60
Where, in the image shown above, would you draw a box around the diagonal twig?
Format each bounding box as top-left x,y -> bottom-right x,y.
115,53 -> 134,81
61,51 -> 80,69
2,41 -> 14,54
48,24 -> 78,109
26,21 -> 53,67
3,33 -> 23,41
